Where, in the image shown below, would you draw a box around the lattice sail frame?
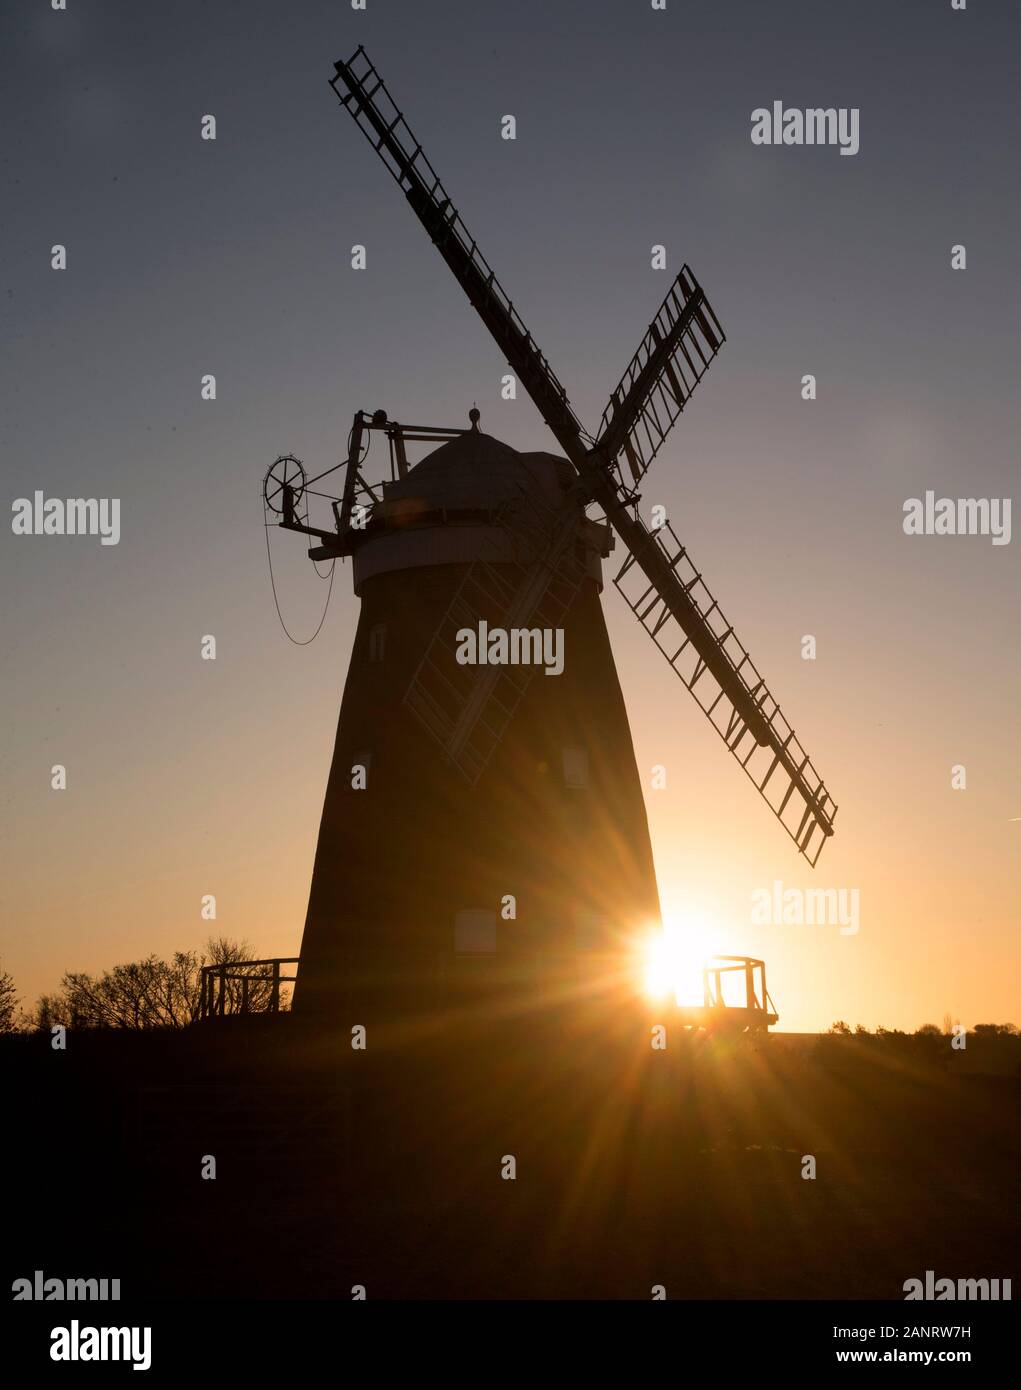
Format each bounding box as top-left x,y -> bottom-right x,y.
597,267 -> 725,487
614,517 -> 836,866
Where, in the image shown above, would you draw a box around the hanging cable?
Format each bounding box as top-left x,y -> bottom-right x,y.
264,516 -> 335,646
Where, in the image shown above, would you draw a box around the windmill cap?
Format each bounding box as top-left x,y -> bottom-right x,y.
381,430 -> 573,512
352,430 -> 610,593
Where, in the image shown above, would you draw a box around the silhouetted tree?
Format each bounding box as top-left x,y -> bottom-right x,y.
828,1020 -> 851,1036
43,953 -> 199,1030
916,1023 -> 941,1037
0,963 -> 17,1034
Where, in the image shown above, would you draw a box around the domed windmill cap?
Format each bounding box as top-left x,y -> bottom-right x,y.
383,427 -> 573,512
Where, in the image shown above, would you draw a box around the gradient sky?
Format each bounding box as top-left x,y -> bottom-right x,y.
2,0 -> 1018,1030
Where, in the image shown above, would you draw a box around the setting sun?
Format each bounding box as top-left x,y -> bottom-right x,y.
642,911 -> 721,1006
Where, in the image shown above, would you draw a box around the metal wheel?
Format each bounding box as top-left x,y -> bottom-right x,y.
263,454 -> 306,515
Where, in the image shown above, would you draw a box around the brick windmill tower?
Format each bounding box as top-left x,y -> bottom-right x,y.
267,49 -> 837,1022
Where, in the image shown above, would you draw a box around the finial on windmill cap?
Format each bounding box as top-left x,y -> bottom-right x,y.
469,404 -> 481,431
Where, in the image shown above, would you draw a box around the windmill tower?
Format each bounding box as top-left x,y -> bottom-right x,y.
271,48 -> 837,1022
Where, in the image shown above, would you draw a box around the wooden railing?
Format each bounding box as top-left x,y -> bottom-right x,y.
198,958 -> 299,1021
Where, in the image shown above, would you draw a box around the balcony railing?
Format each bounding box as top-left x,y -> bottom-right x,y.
198,958 -> 299,1021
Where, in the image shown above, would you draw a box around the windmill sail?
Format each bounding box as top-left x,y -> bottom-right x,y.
596,268 -> 725,488
329,45 -> 838,863
613,515 -> 836,865
329,49 -> 585,458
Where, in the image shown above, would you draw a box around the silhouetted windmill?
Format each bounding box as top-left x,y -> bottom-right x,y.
271,48 -> 837,1017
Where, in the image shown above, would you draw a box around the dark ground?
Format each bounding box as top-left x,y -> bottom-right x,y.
3,1017 -> 1017,1300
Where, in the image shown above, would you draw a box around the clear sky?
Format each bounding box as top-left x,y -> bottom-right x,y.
2,0 -> 1018,1031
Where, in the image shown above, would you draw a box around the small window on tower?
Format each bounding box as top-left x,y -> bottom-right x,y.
368,623 -> 387,663
562,746 -> 589,790
454,909 -> 497,955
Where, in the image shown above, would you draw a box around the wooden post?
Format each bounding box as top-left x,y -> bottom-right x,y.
394,425 -> 409,479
